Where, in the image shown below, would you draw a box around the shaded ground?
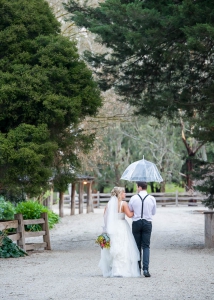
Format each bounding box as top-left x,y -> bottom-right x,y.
0,205 -> 214,300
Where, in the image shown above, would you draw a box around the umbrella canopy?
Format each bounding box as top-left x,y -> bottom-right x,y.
120,158 -> 163,183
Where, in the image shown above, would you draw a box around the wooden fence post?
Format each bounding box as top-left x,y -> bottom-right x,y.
176,190 -> 178,207
87,181 -> 93,213
97,191 -> 100,208
204,212 -> 214,248
44,196 -> 51,209
14,213 -> 26,252
79,182 -> 84,214
71,183 -> 76,215
41,212 -> 51,250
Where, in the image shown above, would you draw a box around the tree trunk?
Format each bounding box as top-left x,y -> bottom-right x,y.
186,156 -> 194,191
99,186 -> 104,193
59,191 -> 64,217
150,182 -> 155,193
114,163 -> 121,186
160,182 -> 165,193
78,182 -> 84,214
70,183 -> 76,215
186,155 -> 197,206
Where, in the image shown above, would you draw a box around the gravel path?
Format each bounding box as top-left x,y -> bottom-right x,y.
1,205 -> 214,300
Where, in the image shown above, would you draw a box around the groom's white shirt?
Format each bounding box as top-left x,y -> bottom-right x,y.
128,191 -> 156,222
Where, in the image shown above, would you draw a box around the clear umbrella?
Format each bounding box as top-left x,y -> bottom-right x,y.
120,158 -> 163,183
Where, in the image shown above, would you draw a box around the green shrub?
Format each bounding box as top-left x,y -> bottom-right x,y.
0,198 -> 15,221
15,201 -> 59,231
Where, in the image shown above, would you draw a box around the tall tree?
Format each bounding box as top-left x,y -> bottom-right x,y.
0,0 -> 102,197
65,0 -> 214,195
65,0 -> 214,122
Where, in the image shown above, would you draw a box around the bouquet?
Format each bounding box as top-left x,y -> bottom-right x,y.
95,233 -> 110,249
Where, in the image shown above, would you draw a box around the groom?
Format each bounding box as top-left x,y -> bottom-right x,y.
128,181 -> 156,277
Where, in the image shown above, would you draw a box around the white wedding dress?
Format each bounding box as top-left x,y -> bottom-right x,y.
99,200 -> 140,277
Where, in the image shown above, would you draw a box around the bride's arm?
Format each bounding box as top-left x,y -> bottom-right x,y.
104,204 -> 108,215
122,201 -> 134,217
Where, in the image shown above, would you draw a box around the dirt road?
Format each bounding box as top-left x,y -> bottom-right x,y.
1,205 -> 214,300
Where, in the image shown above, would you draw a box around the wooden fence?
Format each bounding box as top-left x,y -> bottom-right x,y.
68,191 -> 204,208
0,212 -> 51,252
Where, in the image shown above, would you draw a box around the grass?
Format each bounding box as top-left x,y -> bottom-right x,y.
165,184 -> 185,193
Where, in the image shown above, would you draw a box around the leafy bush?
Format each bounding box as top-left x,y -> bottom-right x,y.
0,230 -> 27,258
15,201 -> 59,231
0,198 -> 15,221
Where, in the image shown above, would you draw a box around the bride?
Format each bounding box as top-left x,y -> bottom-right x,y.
99,187 -> 140,277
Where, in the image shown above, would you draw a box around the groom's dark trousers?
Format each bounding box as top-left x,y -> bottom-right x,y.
132,219 -> 152,271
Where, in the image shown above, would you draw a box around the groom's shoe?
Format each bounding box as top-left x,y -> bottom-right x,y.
143,270 -> 151,277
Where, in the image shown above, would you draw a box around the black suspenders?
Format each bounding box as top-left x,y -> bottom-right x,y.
138,194 -> 149,219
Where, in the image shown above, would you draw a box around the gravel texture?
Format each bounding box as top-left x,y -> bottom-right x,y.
0,205 -> 214,300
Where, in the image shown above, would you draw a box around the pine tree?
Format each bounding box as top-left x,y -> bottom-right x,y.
65,0 -> 214,120
65,0 -> 214,205
0,0 -> 102,196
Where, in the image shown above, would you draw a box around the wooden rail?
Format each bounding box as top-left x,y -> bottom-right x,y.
0,220 -> 20,242
63,191 -> 204,207
0,213 -> 51,252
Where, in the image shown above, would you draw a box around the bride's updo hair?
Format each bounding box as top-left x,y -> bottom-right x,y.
111,187 -> 125,198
